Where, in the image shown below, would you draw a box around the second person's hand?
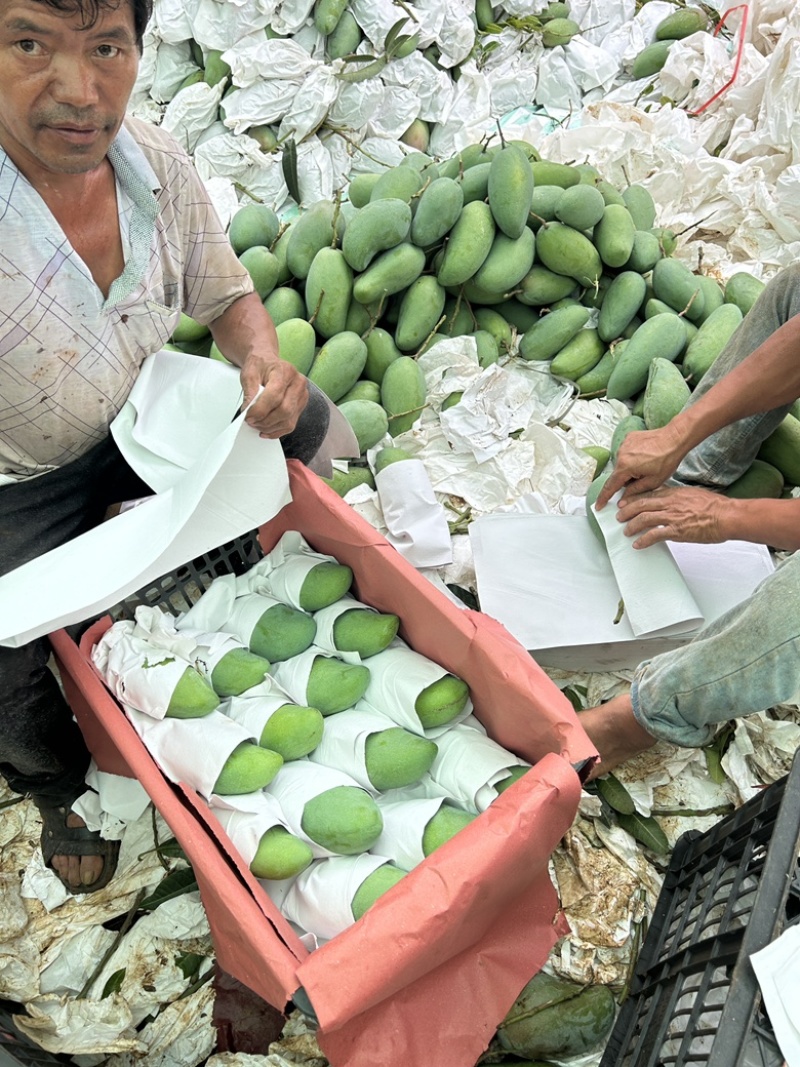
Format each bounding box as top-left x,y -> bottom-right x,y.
594,422 -> 689,510
616,485 -> 729,548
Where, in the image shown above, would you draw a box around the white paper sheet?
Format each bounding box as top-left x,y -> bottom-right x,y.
470,512 -> 775,666
593,490 -> 704,637
0,354 -> 291,647
750,924 -> 800,1067
110,349 -> 244,492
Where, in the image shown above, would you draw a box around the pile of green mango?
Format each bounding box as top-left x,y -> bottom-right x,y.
168,125 -> 787,494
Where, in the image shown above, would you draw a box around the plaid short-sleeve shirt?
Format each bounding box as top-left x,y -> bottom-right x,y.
0,116 -> 254,484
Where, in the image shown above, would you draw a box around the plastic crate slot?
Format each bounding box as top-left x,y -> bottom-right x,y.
109,532 -> 264,623
600,753 -> 800,1067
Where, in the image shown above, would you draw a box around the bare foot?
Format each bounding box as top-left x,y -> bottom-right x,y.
580,692 -> 657,781
50,813 -> 105,889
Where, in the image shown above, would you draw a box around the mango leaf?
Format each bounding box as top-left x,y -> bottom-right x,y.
281,137 -> 301,205
387,32 -> 419,58
158,838 -> 188,860
339,52 -> 378,64
175,952 -> 207,980
616,811 -> 670,855
705,746 -> 726,784
138,835 -> 187,864
101,969 -> 126,999
384,16 -> 412,52
595,773 -> 636,816
338,56 -> 388,82
561,684 -> 587,712
139,867 -> 198,911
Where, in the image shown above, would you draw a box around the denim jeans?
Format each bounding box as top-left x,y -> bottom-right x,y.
631,265 -> 800,745
0,385 -> 329,800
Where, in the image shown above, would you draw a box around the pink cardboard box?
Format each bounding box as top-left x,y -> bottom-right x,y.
50,460 -> 597,1067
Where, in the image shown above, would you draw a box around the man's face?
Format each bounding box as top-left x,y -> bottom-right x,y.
0,0 -> 139,182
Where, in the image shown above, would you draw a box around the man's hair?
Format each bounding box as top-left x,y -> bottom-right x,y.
33,0 -> 153,49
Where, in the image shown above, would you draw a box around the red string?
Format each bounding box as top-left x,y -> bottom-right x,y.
688,4 -> 750,116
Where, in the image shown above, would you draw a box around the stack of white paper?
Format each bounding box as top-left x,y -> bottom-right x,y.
470,509 -> 775,672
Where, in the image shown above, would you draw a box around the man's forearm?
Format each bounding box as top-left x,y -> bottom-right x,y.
673,314 -> 800,451
721,495 -> 800,551
208,293 -> 279,368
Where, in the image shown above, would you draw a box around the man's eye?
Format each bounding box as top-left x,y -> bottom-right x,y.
96,44 -> 121,57
17,39 -> 42,54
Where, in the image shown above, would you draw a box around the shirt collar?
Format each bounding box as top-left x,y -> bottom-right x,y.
110,120 -> 161,195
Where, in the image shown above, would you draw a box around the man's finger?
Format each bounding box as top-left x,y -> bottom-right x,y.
617,492 -> 668,518
632,527 -> 670,549
594,470 -> 630,509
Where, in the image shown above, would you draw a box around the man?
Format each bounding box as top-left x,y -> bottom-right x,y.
0,0 -> 331,892
581,265 -> 800,778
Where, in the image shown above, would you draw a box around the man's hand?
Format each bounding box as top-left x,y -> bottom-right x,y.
595,423 -> 688,510
208,293 -> 309,438
615,485 -> 729,549
240,352 -> 309,438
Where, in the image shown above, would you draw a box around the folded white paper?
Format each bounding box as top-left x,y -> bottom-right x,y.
470,512 -> 774,659
210,793 -> 289,869
428,719 -> 529,814
124,707 -> 256,799
593,491 -> 704,638
374,459 -> 453,568
265,761 -> 372,859
110,349 -> 244,492
280,853 -> 392,942
308,705 -> 412,794
373,796 -> 446,870
361,640 -> 474,738
0,353 -> 291,647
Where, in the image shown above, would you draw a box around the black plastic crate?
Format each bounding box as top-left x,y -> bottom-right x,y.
109,532 -> 264,621
601,748 -> 800,1067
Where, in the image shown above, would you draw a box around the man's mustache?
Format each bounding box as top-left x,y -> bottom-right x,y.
35,110 -> 113,127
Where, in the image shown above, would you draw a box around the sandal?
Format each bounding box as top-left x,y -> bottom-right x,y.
33,795 -> 120,894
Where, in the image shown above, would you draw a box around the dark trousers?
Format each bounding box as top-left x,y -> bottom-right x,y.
0,386 -> 329,800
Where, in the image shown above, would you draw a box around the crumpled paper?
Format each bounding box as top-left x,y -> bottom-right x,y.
162,78 -> 227,152
723,710 -> 800,803
12,994 -> 145,1056
103,983 -> 216,1067
149,39 -> 199,104
194,133 -> 288,210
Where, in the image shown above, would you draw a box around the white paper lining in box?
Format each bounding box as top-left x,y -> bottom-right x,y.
308,705 -> 415,794
92,621 -> 196,721
124,707 -> 257,799
239,530 -> 348,610
429,719 -> 530,814
280,853 -> 395,943
191,630 -> 261,680
269,645 -> 364,709
362,640 -> 473,738
373,797 -> 447,870
226,592 -> 308,650
209,792 -> 289,869
265,761 -> 375,859
221,675 -> 303,740
312,596 -> 375,656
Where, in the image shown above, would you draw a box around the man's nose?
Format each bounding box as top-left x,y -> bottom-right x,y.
49,55 -> 100,109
